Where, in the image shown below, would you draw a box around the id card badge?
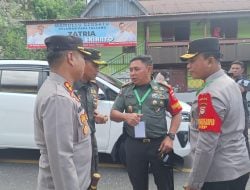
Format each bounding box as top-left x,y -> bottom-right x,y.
134,121 -> 146,138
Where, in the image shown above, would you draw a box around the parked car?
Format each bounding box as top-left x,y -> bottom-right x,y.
0,60 -> 191,163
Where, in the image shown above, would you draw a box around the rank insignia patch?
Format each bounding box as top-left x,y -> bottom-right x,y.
64,82 -> 73,93
80,113 -> 89,135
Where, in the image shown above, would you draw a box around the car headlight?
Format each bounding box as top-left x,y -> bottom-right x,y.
176,131 -> 189,148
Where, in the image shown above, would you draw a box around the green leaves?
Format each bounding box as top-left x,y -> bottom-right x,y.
32,0 -> 85,19
0,0 -> 86,59
0,25 -> 46,59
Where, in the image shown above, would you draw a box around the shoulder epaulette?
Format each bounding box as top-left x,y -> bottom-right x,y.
90,79 -> 97,84
89,80 -> 99,90
156,81 -> 172,89
64,81 -> 73,93
122,81 -> 133,88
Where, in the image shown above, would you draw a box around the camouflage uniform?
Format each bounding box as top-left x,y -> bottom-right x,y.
75,80 -> 99,174
112,80 -> 182,190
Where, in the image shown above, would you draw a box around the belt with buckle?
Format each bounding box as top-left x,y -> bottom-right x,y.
131,137 -> 164,143
142,138 -> 151,143
129,136 -> 165,143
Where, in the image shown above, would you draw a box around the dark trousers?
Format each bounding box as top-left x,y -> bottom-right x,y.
243,114 -> 250,158
125,136 -> 174,190
202,173 -> 249,190
91,133 -> 99,174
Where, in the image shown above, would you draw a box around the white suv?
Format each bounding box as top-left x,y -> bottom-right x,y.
0,60 -> 190,163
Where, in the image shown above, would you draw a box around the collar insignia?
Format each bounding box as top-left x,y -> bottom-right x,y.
64,82 -> 73,93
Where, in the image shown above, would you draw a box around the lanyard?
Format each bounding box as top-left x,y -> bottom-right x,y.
196,80 -> 213,95
133,88 -> 152,114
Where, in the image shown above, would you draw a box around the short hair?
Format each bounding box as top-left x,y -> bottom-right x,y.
231,60 -> 245,69
119,22 -> 125,26
129,55 -> 153,66
46,50 -> 67,67
44,35 -> 86,67
201,52 -> 221,62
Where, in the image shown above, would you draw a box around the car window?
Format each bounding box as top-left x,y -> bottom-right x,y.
96,72 -> 123,101
96,80 -> 118,101
105,88 -> 118,101
0,70 -> 46,94
98,72 -> 123,89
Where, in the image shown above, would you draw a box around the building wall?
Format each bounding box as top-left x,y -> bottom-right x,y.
94,16 -> 250,91
149,18 -> 250,41
238,18 -> 250,38
148,23 -> 161,42
190,21 -> 209,39
146,17 -> 250,91
84,0 -> 144,17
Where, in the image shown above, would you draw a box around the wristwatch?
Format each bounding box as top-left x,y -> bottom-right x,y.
167,132 -> 175,141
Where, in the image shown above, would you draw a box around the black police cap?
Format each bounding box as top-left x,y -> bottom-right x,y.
84,48 -> 107,65
180,37 -> 221,61
44,35 -> 91,56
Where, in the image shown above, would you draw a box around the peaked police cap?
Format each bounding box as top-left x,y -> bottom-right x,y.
44,35 -> 91,56
180,37 -> 221,61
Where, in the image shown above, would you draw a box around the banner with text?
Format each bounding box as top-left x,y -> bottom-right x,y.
26,21 -> 137,49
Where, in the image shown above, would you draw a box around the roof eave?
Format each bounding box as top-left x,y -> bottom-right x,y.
130,0 -> 150,15
21,10 -> 250,25
80,0 -> 99,18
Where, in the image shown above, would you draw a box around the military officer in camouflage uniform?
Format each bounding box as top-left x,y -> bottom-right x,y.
180,38 -> 250,190
74,48 -> 108,174
229,60 -> 250,158
34,35 -> 92,190
110,55 -> 182,190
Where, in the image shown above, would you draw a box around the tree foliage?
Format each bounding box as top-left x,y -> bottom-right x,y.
32,0 -> 85,19
0,0 -> 86,59
2,26 -> 46,59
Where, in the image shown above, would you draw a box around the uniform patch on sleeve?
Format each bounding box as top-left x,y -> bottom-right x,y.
166,85 -> 182,115
198,93 -> 222,133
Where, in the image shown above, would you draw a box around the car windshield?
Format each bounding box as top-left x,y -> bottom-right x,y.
98,72 -> 124,89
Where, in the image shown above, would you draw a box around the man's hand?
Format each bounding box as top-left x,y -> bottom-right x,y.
183,185 -> 197,190
94,110 -> 108,124
124,113 -> 143,127
158,136 -> 173,154
238,84 -> 245,93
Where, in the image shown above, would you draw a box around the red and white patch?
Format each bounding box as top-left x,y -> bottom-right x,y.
198,93 -> 222,133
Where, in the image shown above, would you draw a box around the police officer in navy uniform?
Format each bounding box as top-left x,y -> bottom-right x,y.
74,48 -> 108,175
110,55 -> 182,190
229,60 -> 250,158
180,38 -> 250,190
34,35 -> 92,190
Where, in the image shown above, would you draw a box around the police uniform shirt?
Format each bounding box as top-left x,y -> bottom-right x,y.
188,69 -> 250,189
112,80 -> 181,138
75,80 -> 99,134
34,72 -> 92,190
